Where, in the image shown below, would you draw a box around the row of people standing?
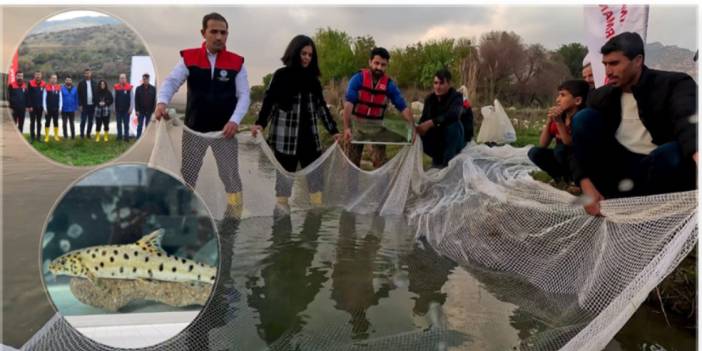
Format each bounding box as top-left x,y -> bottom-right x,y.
7,68 -> 156,142
155,12 -> 473,217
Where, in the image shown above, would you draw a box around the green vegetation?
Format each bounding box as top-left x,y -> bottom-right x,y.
25,134 -> 133,166
17,24 -> 148,83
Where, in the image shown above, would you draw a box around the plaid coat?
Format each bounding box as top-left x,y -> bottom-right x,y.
266,92 -> 339,155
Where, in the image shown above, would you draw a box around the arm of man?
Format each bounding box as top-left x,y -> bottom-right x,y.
8,86 -> 14,110
342,74 -> 362,142
42,89 -> 47,113
155,58 -> 189,120
222,64 -> 250,139
59,90 -> 62,112
387,80 -> 416,141
135,87 -> 142,114
668,74 -> 698,164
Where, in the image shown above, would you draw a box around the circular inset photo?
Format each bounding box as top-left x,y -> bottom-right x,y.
7,10 -> 156,166
40,164 -> 219,349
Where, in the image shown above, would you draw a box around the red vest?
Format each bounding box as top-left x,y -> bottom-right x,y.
10,81 -> 26,89
114,83 -> 133,91
29,80 -> 46,89
45,84 -> 61,92
352,69 -> 389,119
180,42 -> 244,132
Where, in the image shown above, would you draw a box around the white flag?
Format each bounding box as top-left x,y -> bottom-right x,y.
583,5 -> 649,88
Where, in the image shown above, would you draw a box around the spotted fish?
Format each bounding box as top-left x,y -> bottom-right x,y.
49,229 -> 217,285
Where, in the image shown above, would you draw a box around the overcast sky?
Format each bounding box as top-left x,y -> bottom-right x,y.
2,5 -> 698,87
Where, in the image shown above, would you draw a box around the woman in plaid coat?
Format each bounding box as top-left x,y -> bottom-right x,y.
94,80 -> 113,142
252,35 -> 340,209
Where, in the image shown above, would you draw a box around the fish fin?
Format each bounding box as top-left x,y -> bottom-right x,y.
135,229 -> 166,255
85,271 -> 106,290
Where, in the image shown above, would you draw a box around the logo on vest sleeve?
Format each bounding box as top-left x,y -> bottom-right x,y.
217,70 -> 230,82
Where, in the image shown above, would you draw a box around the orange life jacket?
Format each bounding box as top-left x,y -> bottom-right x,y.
352,69 -> 389,119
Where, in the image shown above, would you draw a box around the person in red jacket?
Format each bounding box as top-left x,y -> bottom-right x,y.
114,73 -> 133,141
27,71 -> 46,143
155,12 -> 250,216
42,74 -> 62,143
8,72 -> 29,134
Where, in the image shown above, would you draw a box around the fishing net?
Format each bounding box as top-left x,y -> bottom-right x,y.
16,117 -> 697,351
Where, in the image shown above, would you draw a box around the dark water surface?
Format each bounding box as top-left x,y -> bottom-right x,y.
1,108 -> 695,349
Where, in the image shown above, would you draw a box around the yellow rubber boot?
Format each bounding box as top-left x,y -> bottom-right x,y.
228,192 -> 242,207
276,196 -> 289,206
104,132 -> 109,142
53,127 -> 60,142
96,131 -> 102,142
225,192 -> 243,218
44,128 -> 50,143
309,192 -> 322,206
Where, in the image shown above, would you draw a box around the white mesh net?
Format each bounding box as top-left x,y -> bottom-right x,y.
17,118 -> 697,350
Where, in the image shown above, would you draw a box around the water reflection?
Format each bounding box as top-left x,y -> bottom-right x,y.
247,210 -> 327,343
331,211 -> 392,339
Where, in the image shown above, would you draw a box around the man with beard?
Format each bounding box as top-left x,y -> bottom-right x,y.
8,71 -> 29,134
572,32 -> 698,216
342,47 -> 415,169
77,68 -> 97,139
27,71 -> 45,143
416,68 -> 466,168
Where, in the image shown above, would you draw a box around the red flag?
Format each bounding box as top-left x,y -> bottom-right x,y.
8,49 -> 19,85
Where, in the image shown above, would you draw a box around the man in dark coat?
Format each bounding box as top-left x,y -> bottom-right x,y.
134,73 -> 156,139
572,32 -> 697,216
77,68 -> 97,139
8,71 -> 29,133
416,68 -> 466,168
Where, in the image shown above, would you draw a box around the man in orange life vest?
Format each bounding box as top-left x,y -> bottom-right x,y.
342,47 -> 415,168
155,12 -> 250,214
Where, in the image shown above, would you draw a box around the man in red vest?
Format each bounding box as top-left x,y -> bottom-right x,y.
27,71 -> 46,143
114,73 -> 133,141
8,71 -> 29,134
342,47 -> 415,168
155,12 -> 250,216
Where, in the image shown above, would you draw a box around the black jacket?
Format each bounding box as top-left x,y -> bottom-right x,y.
77,80 -> 98,107
8,82 -> 29,111
588,66 -> 697,159
420,88 -> 464,128
95,89 -> 113,107
135,84 -> 156,115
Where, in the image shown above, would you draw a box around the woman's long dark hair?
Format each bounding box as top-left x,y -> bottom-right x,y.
281,34 -> 320,77
97,80 -> 109,93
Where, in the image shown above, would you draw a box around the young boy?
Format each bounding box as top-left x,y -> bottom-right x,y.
528,80 -> 590,186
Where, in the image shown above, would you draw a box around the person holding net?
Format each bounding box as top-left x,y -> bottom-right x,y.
342,47 -> 415,169
251,35 -> 340,210
573,32 -> 698,216
155,12 -> 251,215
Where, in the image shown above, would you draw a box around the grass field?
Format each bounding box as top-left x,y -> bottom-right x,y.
24,134 -> 134,166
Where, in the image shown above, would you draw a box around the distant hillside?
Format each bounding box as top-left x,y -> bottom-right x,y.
30,16 -> 120,34
645,42 -> 698,79
17,24 -> 148,83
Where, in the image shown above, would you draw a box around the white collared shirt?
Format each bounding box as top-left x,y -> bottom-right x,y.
157,49 -> 250,125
